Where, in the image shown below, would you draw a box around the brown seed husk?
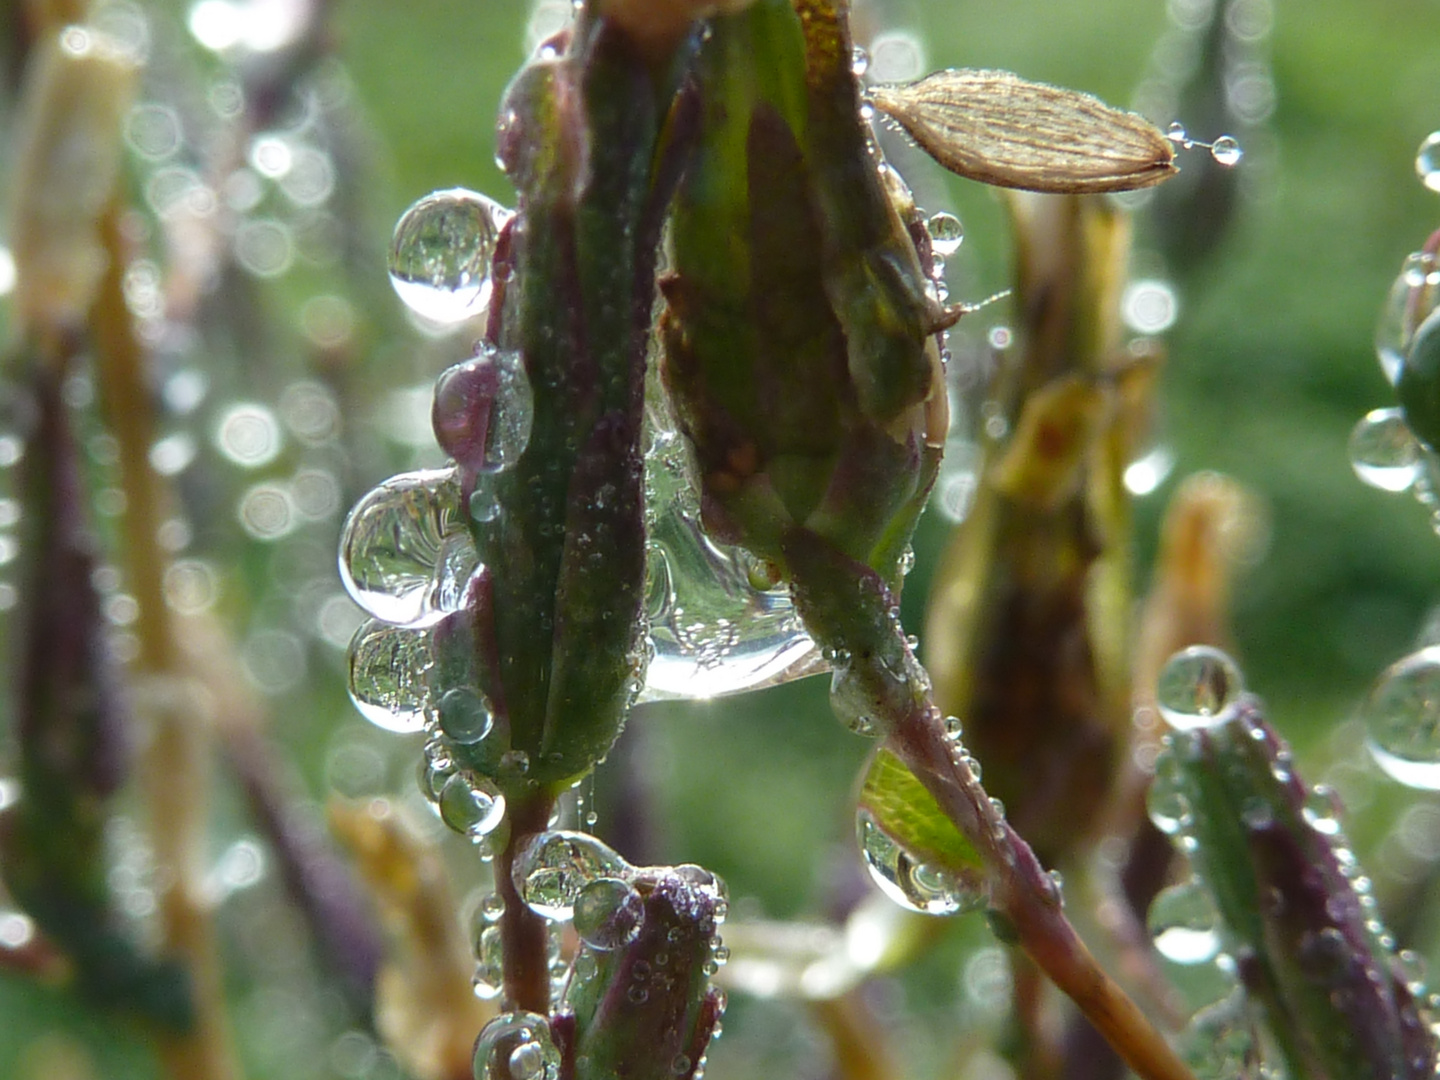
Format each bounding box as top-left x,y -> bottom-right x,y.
869,68 -> 1177,195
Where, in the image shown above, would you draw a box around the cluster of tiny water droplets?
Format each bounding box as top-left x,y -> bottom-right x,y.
854,808 -> 986,917
387,188 -> 512,326
1359,646 -> 1440,790
1155,645 -> 1245,731
639,398 -> 824,701
472,1011 -> 561,1080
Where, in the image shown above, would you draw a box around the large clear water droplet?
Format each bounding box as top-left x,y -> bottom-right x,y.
855,809 -> 985,916
1148,879 -> 1221,965
1156,646 -> 1244,730
640,485 -> 822,703
925,212 -> 964,257
433,344 -> 534,475
472,1012 -> 560,1080
339,469 -> 467,627
1377,251 -> 1440,387
571,877 -> 645,951
1417,131 -> 1440,193
1349,407 -> 1421,492
513,831 -> 630,921
388,188 -> 511,325
439,772 -> 506,841
346,620 -> 432,733
1362,646 -> 1440,790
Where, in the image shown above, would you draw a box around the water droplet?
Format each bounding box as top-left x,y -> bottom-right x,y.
867,29 -> 926,83
346,620 -> 432,733
234,218 -> 294,277
1148,879 -> 1221,964
1362,646 -> 1440,790
850,45 -> 869,77
1166,121 -> 1188,144
514,831 -> 630,921
433,344 -> 534,474
472,1012 -> 559,1080
1400,308 -> 1440,453
1147,746 -> 1192,835
439,773 -> 506,841
1209,135 -> 1242,166
339,468 -> 466,627
1377,252 -> 1440,386
388,188 -> 511,325
437,688 -> 494,744
640,502 -> 822,702
1417,132 -> 1440,193
1156,646 -> 1244,730
571,877 -> 645,951
926,212 -> 964,257
1349,407 -> 1421,492
855,809 -> 985,916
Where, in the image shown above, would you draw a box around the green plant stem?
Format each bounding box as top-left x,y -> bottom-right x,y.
496,793 -> 557,1014
785,535 -> 1194,1080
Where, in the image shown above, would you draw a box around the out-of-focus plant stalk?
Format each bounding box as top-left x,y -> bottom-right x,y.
330,799 -> 490,1080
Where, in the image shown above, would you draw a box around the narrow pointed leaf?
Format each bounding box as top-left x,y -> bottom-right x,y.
858,749 -> 982,874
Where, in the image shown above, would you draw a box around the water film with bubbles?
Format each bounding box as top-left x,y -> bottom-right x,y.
640,397 -> 825,702
388,188 -> 512,326
854,808 -> 985,917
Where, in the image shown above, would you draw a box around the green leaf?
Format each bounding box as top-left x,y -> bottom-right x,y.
859,748 -> 983,874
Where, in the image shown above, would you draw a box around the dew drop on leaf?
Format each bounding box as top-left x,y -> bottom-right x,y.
1156,646 -> 1244,730
855,809 -> 985,916
388,188 -> 511,325
513,831 -> 630,921
925,212 -> 964,257
433,344 -> 534,475
1348,407 -> 1420,492
472,1012 -> 559,1080
572,877 -> 645,951
1362,646 -> 1440,790
439,772 -> 506,841
437,687 -> 494,744
1147,878 -> 1221,965
346,619 -> 432,733
338,468 -> 465,627
1398,308 -> 1440,453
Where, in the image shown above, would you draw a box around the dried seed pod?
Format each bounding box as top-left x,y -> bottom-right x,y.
869,68 -> 1177,195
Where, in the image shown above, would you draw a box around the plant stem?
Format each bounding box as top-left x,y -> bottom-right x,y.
785,536 -> 1194,1080
90,202 -> 238,1080
884,685 -> 1193,1080
497,793 -> 557,1014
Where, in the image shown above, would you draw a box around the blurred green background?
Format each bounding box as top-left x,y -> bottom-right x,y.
6,0 -> 1440,1077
